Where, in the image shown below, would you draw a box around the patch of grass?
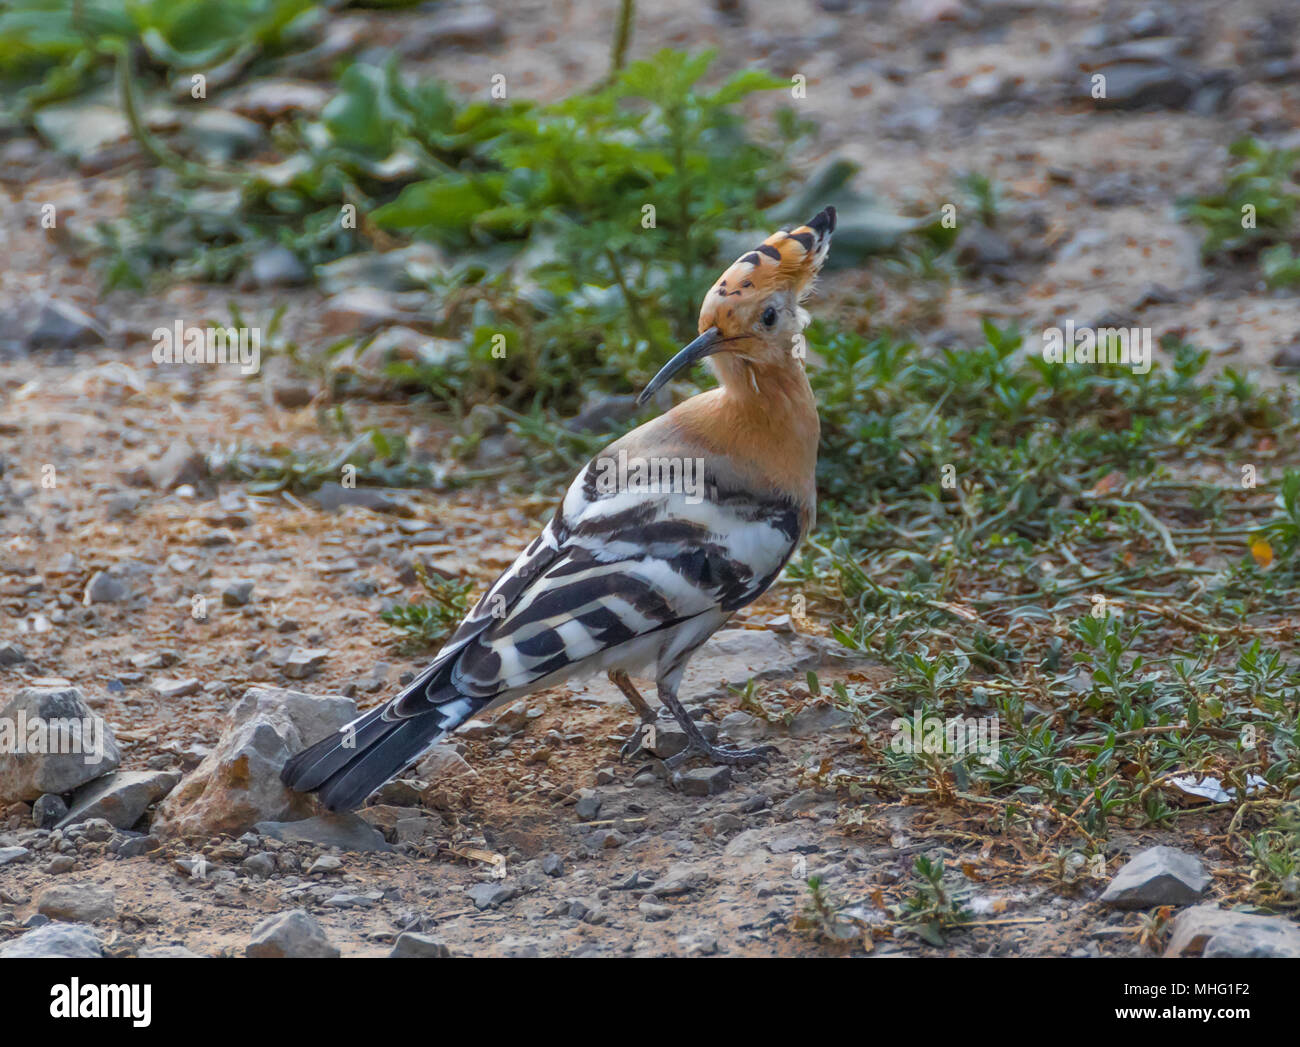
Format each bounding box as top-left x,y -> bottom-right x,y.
1182,137 -> 1300,262
210,426 -> 432,494
786,320 -> 1300,901
890,856 -> 973,946
380,565 -> 474,653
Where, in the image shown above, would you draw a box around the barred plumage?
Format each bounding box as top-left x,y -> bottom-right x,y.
283,206 -> 836,811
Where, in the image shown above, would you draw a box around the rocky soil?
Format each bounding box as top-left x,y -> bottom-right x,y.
3,0 -> 1300,957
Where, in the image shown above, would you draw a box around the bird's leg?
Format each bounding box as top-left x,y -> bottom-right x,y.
610,670 -> 661,760
655,679 -> 776,770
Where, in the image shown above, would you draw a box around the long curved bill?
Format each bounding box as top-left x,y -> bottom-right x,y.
637,327 -> 722,405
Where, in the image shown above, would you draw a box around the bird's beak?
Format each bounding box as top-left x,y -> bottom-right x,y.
637,327 -> 723,405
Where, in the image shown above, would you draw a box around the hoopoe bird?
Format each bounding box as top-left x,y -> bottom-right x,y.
283,207 -> 835,811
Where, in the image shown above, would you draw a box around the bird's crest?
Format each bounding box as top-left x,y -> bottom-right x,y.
699,206 -> 835,332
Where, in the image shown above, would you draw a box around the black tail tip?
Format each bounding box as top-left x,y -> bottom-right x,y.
808,205 -> 836,235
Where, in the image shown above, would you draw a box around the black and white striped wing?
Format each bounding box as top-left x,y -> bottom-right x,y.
394,460 -> 802,713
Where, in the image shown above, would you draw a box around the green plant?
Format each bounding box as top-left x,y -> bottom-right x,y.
891,856 -> 972,946
380,565 -> 474,652
1182,137 -> 1300,258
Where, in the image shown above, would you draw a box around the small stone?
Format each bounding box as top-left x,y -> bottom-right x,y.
1099,845 -> 1211,908
241,852 -> 276,878
151,678 -> 201,700
222,580 -> 255,607
139,945 -> 203,958
58,770 -> 180,830
146,441 -> 207,491
540,854 -> 565,878
308,855 -> 343,875
0,642 -> 27,665
32,793 -> 68,829
284,647 -> 329,680
253,814 -> 390,853
246,910 -> 340,959
574,791 -> 602,821
113,835 -> 161,858
639,896 -> 673,921
0,846 -> 30,866
678,766 -> 732,797
27,300 -> 105,350
84,570 -> 130,604
467,882 -> 517,910
651,863 -> 707,897
103,492 -> 141,520
390,932 -> 452,958
37,882 -> 117,923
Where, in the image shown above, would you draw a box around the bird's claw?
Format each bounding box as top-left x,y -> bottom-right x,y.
618,721 -> 658,762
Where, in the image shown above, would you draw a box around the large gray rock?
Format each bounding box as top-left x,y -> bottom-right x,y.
36,882 -> 117,923
0,687 -> 121,804
1100,845 -> 1211,908
152,687 -> 356,839
0,922 -> 103,958
58,770 -> 181,830
1165,904 -> 1300,958
253,813 -> 390,852
246,910 -> 339,958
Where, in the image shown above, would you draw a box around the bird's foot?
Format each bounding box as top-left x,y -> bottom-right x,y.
664,741 -> 778,770
618,718 -> 662,762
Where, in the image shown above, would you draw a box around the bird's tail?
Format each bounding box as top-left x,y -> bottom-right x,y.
281,702 -> 450,812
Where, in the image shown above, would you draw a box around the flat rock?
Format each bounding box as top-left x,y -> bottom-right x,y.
152,678 -> 200,699
58,770 -> 181,830
677,766 -> 732,796
1165,904 -> 1300,958
1099,845 -> 1211,908
569,629 -> 862,707
0,686 -> 121,803
390,932 -> 451,958
84,570 -> 130,603
284,648 -> 329,680
138,945 -> 203,958
26,299 -> 106,349
152,686 -> 356,838
246,910 -> 339,958
650,863 -> 708,897
0,922 -> 103,958
467,882 -> 517,910
307,483 -> 414,515
37,882 -> 117,923
253,813 -> 391,852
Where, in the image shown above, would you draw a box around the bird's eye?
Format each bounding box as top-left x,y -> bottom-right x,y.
761,306 -> 777,327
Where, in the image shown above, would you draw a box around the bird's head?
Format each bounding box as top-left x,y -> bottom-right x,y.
638,206 -> 836,404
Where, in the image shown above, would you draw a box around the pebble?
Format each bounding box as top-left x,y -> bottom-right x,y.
241,852 -> 276,879
246,910 -> 340,959
83,570 -> 130,604
677,766 -> 732,797
284,647 -> 329,680
36,882 -> 116,922
32,794 -> 68,828
390,932 -> 452,958
1099,845 -> 1211,908
222,580 -> 255,607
